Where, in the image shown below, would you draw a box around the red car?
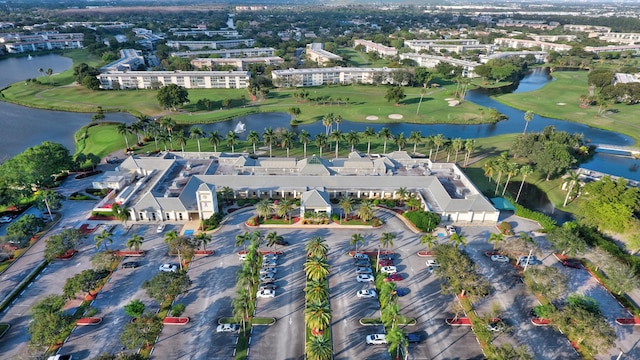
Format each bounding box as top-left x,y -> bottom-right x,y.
378,259 -> 394,267
384,273 -> 403,282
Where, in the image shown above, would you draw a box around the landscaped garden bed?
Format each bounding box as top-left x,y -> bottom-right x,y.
115,250 -> 145,257
77,317 -> 103,326
55,249 -> 78,260
163,316 -> 190,325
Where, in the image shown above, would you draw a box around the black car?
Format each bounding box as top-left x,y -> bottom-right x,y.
562,260 -> 582,269
275,239 -> 289,246
121,261 -> 141,269
259,283 -> 277,291
406,333 -> 422,343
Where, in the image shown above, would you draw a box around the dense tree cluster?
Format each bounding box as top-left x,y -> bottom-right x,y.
156,83 -> 190,110
577,176 -> 640,234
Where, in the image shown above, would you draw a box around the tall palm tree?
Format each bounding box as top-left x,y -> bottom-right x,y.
164,230 -> 184,268
493,152 -> 509,196
208,130 -> 222,152
281,129 -> 296,158
247,130 -> 260,154
222,130 -> 238,153
334,114 -> 343,131
157,131 -> 170,151
338,196 -> 354,223
501,162 -> 520,197
304,301 -> 331,331
263,128 -> 275,157
515,164 -> 534,203
396,187 -> 409,205
126,234 -> 144,251
350,233 -> 365,254
380,232 -> 396,253
174,130 -> 188,153
463,139 -> 476,167
330,130 -> 344,158
189,126 -> 205,154
256,199 -> 272,222
306,331 -> 333,360
357,200 -> 375,222
322,113 -> 334,135
111,203 -> 130,226
235,231 -> 250,252
299,130 -> 311,158
304,257 -> 329,281
314,134 -> 328,157
452,138 -> 464,163
432,134 -> 446,161
409,131 -> 422,155
421,233 -> 437,253
275,199 -> 295,223
449,232 -> 467,249
488,232 -> 505,250
563,170 -> 581,207
394,132 -> 407,151
194,232 -> 212,250
364,127 -> 376,155
117,123 -> 132,149
160,117 -> 176,149
379,127 -> 393,154
386,326 -> 408,360
305,236 -> 328,259
523,110 -> 534,134
265,231 -> 283,251
484,159 -> 496,183
304,280 -> 329,304
381,302 -> 401,329
129,121 -> 144,145
94,230 -> 113,251
346,131 -> 360,152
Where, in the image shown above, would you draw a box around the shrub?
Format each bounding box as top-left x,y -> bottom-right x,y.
331,214 -> 339,222
384,199 -> 395,208
201,213 -> 223,230
372,218 -> 383,227
498,222 -> 513,235
507,195 -> 557,231
403,211 -> 440,232
124,299 -> 145,318
237,199 -> 246,206
247,216 -> 259,226
171,303 -> 186,317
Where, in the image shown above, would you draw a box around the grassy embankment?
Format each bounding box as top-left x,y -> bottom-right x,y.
495,71 -> 640,144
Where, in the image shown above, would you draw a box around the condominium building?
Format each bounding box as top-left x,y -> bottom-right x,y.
493,38 -> 571,52
170,28 -> 240,38
97,70 -> 250,90
399,53 -> 479,78
100,49 -> 146,72
563,24 -> 611,33
529,34 -> 576,42
597,33 -> 640,45
305,43 -> 342,65
171,47 -> 275,59
2,32 -> 83,53
480,51 -> 548,64
191,56 -> 284,70
92,152 -> 499,224
271,67 -> 397,87
584,45 -> 640,55
353,39 -> 397,57
166,39 -> 255,50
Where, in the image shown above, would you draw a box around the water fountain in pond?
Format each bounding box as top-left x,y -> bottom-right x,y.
234,121 -> 246,134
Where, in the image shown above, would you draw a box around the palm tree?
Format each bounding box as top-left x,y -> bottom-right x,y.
330,130 -> 344,158
484,159 -> 496,183
305,236 -> 328,259
189,126 -> 205,154
305,333 -> 332,360
493,152 -> 509,196
256,199 -> 272,222
247,130 -> 260,154
432,134 -> 446,161
379,127 -> 393,154
515,164 -> 534,203
405,194 -> 421,211
174,130 -> 188,153
420,234 -> 437,253
129,121 -> 144,145
304,301 -> 331,331
304,280 -> 329,304
164,230 -> 184,268
111,203 -> 130,226
409,131 -> 422,155
381,302 -> 401,329
346,131 -> 360,152
314,134 -> 328,157
280,129 -> 296,158
322,113 -> 334,135
208,130 -> 222,152
275,199 -> 295,223
501,162 -> 520,197
386,326 -> 408,360
488,232 -> 505,250
194,232 -> 212,250
562,170 -> 581,207
263,128 -> 275,157
299,130 -> 311,158
364,127 -> 376,155
160,117 -> 176,149
449,232 -> 467,249
396,187 -> 409,205
334,114 -> 343,131
265,231 -> 284,251
350,233 -> 365,254
338,196 -> 354,223
452,138 -> 464,163
380,232 -> 396,253
523,110 -> 534,134
394,132 -> 407,151
357,200 -> 375,222
225,131 -> 239,153
117,123 -> 131,149
463,139 -> 476,167
235,231 -> 250,252
126,234 -> 144,251
304,257 -> 329,281
94,230 -> 113,251
157,131 -> 170,151
147,122 -> 161,150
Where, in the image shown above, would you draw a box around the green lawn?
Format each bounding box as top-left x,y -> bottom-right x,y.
495,71 -> 640,144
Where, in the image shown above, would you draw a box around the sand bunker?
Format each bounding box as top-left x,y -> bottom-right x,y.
366,115 -> 379,121
444,98 -> 455,101
388,114 -> 403,120
556,102 -> 567,106
447,100 -> 460,107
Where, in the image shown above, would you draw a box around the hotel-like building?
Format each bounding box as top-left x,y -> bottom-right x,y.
97,70 -> 250,90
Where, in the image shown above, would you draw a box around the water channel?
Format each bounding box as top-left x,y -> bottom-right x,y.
0,55 -> 638,182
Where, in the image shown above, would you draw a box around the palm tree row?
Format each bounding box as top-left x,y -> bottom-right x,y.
232,230 -> 264,332
483,151 -> 535,201
255,198 -> 297,223
304,236 -> 333,360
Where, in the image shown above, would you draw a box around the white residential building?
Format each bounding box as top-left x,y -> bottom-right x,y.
191,56 -> 284,70
399,53 -> 479,78
2,32 -> 83,53
584,45 -> 640,55
271,67 -> 398,87
171,47 -> 275,59
305,43 -> 342,65
353,39 -> 397,57
166,39 -> 255,50
480,51 -> 548,64
493,38 -> 571,52
97,70 -> 250,90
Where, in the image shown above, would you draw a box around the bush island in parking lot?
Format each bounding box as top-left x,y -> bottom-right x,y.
402,211 -> 440,232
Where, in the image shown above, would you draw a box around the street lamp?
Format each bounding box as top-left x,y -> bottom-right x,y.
43,196 -> 53,220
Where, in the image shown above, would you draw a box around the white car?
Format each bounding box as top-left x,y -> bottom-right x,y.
355,267 -> 372,274
262,259 -> 277,267
380,266 -> 397,274
239,254 -> 248,261
356,274 -> 374,283
366,334 -> 387,345
158,263 -> 177,272
426,259 -> 440,267
357,289 -> 377,298
216,323 -> 238,333
156,223 -> 166,233
353,253 -> 369,260
260,268 -> 277,275
445,225 -> 457,235
263,253 -> 278,261
260,273 -> 276,282
491,255 -> 510,262
257,289 -> 275,298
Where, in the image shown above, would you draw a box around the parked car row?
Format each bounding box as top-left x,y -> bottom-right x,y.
258,253 -> 279,298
